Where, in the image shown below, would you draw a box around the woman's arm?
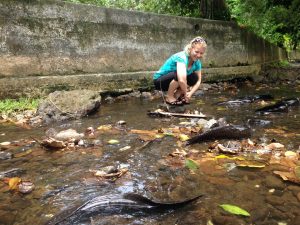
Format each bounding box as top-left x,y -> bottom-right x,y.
186,70 -> 202,102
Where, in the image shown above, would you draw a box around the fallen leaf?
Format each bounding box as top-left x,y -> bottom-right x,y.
179,134 -> 190,142
219,204 -> 250,216
130,129 -> 157,136
155,134 -> 164,139
169,149 -> 187,157
284,151 -> 298,158
185,158 -> 199,171
8,177 -> 21,190
215,154 -> 245,161
265,142 -> 285,150
273,170 -> 300,184
97,124 -> 113,131
217,107 -> 227,111
14,149 -> 32,158
236,161 -> 266,168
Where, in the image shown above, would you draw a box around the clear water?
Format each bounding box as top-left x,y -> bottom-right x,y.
0,82 -> 299,225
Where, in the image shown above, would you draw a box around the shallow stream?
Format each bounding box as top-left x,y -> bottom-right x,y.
0,82 -> 299,225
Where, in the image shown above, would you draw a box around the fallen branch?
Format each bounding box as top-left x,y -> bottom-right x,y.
147,111 -> 207,118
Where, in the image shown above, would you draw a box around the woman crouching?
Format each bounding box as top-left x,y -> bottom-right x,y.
153,36 -> 207,105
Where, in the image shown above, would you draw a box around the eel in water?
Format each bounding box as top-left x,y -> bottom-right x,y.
216,94 -> 273,106
255,97 -> 300,114
45,192 -> 203,225
185,125 -> 251,146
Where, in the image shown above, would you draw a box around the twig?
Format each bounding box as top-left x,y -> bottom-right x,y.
135,141 -> 152,151
147,111 -> 207,118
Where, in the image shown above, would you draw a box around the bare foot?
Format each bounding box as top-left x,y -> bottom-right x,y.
166,96 -> 177,103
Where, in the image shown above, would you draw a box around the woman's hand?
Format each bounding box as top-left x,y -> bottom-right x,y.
185,92 -> 192,103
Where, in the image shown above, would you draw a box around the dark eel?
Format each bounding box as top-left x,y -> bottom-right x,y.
255,97 -> 300,114
185,125 -> 251,146
216,94 -> 273,106
45,193 -> 203,225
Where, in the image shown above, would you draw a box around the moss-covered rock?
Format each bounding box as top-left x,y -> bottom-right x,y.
36,89 -> 101,124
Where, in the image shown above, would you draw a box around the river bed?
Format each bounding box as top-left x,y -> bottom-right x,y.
0,82 -> 299,225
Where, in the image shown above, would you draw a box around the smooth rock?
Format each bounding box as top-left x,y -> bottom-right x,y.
0,151 -> 12,160
265,195 -> 285,205
264,175 -> 285,190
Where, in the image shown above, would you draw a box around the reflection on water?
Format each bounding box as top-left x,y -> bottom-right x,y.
0,83 -> 299,225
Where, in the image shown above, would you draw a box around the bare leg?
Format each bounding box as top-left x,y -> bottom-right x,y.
174,88 -> 183,99
166,80 -> 179,102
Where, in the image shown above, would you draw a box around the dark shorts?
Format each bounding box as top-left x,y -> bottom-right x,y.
153,72 -> 198,91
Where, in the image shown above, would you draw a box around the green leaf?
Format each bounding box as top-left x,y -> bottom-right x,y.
185,158 -> 198,171
219,204 -> 250,216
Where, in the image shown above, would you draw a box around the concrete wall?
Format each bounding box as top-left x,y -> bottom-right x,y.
289,50 -> 300,62
0,0 -> 287,98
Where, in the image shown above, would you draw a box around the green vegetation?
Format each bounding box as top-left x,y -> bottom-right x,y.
65,0 -> 229,19
64,0 -> 299,51
269,59 -> 290,68
0,98 -> 40,115
226,0 -> 300,51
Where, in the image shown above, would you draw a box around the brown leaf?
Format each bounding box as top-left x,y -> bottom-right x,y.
273,170 -> 300,184
265,142 -> 285,150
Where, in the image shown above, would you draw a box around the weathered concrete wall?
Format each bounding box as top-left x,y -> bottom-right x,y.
289,50 -> 300,62
0,0 -> 286,98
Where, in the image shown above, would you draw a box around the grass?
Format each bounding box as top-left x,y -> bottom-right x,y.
270,60 -> 290,68
0,98 -> 40,115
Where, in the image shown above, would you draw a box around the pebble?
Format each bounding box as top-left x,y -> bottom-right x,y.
18,181 -> 35,194
140,92 -> 152,99
0,151 -> 12,160
251,207 -> 269,222
264,175 -> 285,190
119,146 -> 131,151
0,141 -> 10,146
266,195 -> 285,205
269,188 -> 275,193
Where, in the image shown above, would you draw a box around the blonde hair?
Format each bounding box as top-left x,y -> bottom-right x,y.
184,36 -> 207,56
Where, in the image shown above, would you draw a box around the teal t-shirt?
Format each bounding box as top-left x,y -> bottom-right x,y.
153,51 -> 202,80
